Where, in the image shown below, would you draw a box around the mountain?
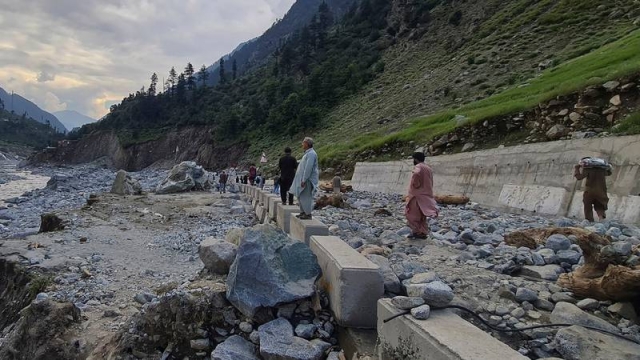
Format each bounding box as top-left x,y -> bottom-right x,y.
0,86 -> 67,133
0,108 -> 65,148
206,0 -> 357,86
53,110 -> 95,130
45,0 -> 640,173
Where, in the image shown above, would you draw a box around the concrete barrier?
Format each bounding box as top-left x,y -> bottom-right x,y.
255,204 -> 267,224
267,195 -> 282,220
290,216 -> 329,244
276,204 -> 299,233
377,299 -> 527,360
352,135 -> 640,224
310,236 -> 383,328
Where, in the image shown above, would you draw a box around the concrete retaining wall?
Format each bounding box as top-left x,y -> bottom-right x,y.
352,135 -> 640,223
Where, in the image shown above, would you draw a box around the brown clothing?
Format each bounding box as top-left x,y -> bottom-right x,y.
405,163 -> 438,236
574,167 -> 609,221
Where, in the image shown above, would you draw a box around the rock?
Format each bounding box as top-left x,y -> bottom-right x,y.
226,225 -> 321,317
156,161 -> 211,194
366,254 -> 401,294
421,281 -> 454,307
211,335 -> 260,360
409,272 -> 439,284
39,213 -> 65,233
551,292 -> 576,304
545,234 -> 571,251
516,288 -> 539,303
546,124 -> 568,140
226,228 -> 246,246
110,170 -> 142,195
557,250 -> 581,265
521,264 -> 563,281
551,302 -> 618,332
134,292 -> 156,305
199,238 -> 238,274
536,248 -> 558,264
258,318 -> 326,360
230,206 -> 246,215
555,326 -> 640,360
576,298 -> 599,310
391,296 -> 425,310
602,81 -> 620,92
461,143 -> 475,152
240,322 -> 254,333
607,302 -> 637,321
569,112 -> 582,123
511,307 -> 526,319
535,299 -> 555,311
295,324 -> 317,339
411,305 -> 431,320
190,338 -> 211,350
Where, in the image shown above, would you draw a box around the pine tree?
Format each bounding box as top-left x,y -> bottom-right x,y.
219,58 -> 226,84
185,63 -> 195,90
149,73 -> 158,96
232,59 -> 238,80
168,67 -> 178,95
176,73 -> 186,101
198,65 -> 209,86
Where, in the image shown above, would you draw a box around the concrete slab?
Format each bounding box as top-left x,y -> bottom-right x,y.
267,195 -> 282,220
276,204 -> 299,233
498,184 -> 567,215
377,299 -> 528,360
290,217 -> 329,245
310,236 -> 383,328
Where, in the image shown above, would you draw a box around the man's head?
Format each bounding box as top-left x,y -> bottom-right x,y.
412,152 -> 426,165
302,137 -> 314,150
285,147 -> 292,154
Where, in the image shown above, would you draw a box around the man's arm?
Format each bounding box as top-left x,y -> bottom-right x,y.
574,165 -> 586,180
302,153 -> 315,182
411,170 -> 422,189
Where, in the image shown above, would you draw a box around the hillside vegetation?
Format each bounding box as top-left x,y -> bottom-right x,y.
70,0 -> 640,173
0,109 -> 65,149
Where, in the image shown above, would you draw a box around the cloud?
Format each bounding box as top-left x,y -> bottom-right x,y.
0,0 -> 296,119
43,92 -> 67,112
36,70 -> 55,82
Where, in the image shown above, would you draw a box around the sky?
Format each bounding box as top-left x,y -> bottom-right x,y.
0,0 -> 296,119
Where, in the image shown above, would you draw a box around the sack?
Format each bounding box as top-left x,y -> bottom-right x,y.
579,157 -> 613,175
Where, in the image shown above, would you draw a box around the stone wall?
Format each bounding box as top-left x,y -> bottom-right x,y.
352,135 -> 640,223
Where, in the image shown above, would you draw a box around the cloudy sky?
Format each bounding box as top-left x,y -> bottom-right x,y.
0,0 -> 295,119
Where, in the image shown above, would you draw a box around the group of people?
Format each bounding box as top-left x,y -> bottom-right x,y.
217,137 -> 610,239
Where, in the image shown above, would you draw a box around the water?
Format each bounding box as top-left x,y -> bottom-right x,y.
0,163 -> 50,206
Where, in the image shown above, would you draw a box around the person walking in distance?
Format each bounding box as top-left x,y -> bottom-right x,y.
273,175 -> 281,195
219,171 -> 228,194
249,164 -> 257,186
279,147 -> 297,206
574,159 -> 610,222
290,137 -> 319,220
405,152 -> 438,239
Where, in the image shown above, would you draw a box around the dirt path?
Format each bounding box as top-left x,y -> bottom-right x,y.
0,191 -> 255,355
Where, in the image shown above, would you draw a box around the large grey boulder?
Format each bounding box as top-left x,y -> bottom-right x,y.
551,302 -> 618,332
199,238 -> 238,274
258,318 -> 329,360
421,281 -> 454,307
555,325 -> 640,360
110,170 -> 142,195
211,335 -> 260,360
156,161 -> 211,194
226,225 -> 321,317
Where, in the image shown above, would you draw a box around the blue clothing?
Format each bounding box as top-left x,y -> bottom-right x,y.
289,148 -> 319,198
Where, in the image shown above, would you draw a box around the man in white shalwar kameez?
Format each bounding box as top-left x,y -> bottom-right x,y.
289,137 -> 319,219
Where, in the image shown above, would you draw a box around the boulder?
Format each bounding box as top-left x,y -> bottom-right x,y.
226,225 -> 321,317
546,124 -> 568,140
199,238 -> 238,274
421,281 -> 454,307
226,228 -> 246,246
545,234 -> 571,252
156,161 -> 211,194
110,170 -> 142,195
555,326 -> 640,360
602,80 -> 620,91
258,318 -> 328,360
211,335 -> 260,360
550,302 -> 618,332
461,143 -> 475,152
521,264 -> 563,281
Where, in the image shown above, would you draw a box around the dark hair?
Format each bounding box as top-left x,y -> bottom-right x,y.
412,152 -> 426,162
285,147 -> 292,153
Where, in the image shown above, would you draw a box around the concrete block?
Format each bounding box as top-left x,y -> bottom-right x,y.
290,216 -> 328,245
337,328 -> 377,359
276,204 -> 299,233
255,204 -> 267,224
377,299 -> 527,360
267,195 -> 282,220
310,236 -> 383,328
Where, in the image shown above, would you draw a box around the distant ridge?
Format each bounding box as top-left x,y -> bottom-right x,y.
0,86 -> 67,133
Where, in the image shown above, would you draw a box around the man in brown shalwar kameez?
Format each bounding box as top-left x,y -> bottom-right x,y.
574,163 -> 609,222
405,152 -> 439,239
